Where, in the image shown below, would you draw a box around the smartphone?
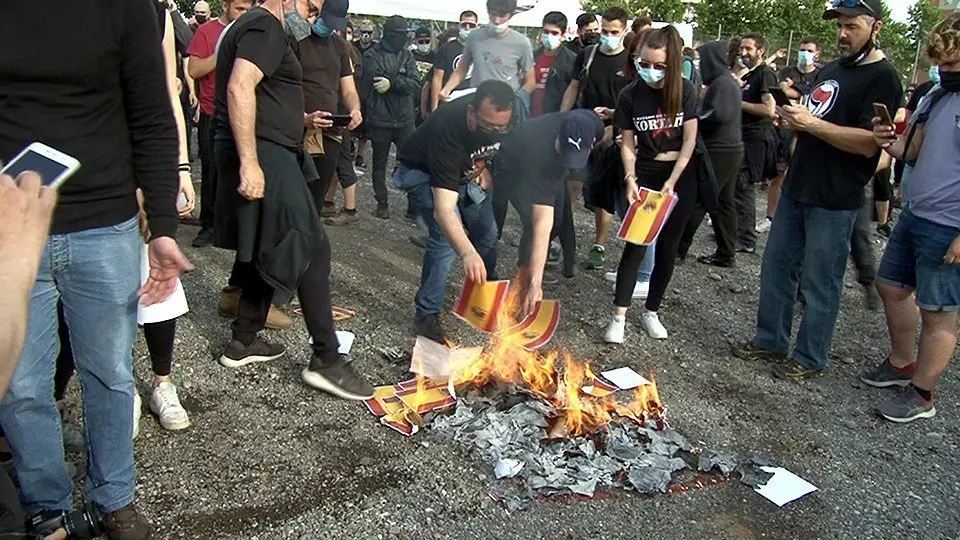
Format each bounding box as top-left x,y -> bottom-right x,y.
770,88 -> 791,107
1,142 -> 81,189
873,103 -> 893,127
330,114 -> 352,127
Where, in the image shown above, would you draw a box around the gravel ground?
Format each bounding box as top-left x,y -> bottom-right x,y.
64,147 -> 960,539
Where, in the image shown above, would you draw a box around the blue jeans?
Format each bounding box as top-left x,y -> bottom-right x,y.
399,168 -> 498,321
0,217 -> 140,513
637,244 -> 655,283
754,195 -> 857,371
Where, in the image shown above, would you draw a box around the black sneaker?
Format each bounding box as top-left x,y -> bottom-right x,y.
102,503 -> 153,540
219,338 -> 286,368
697,254 -> 735,268
876,386 -> 936,423
191,227 -> 215,248
414,314 -> 447,344
354,154 -> 365,169
375,202 -> 389,220
772,360 -> 824,380
320,202 -> 338,218
302,355 -> 376,400
734,342 -> 786,363
859,357 -> 914,388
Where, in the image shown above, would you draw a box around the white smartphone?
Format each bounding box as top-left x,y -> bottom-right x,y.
1,142 -> 81,189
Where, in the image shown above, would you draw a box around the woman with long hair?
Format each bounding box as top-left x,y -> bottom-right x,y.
603,26 -> 699,343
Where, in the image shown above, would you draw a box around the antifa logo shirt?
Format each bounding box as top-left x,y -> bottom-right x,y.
805,80 -> 840,118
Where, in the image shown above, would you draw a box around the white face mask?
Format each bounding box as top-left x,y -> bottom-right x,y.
490,21 -> 509,34
798,50 -> 815,66
541,33 -> 561,50
416,43 -> 430,54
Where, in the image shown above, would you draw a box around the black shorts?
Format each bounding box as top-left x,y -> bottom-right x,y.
585,145 -> 626,215
873,168 -> 893,202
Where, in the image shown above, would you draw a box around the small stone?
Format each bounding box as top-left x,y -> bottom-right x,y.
360,457 -> 375,466
727,284 -> 744,294
708,272 -> 722,282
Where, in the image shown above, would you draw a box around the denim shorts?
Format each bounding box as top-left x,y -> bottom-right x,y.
877,209 -> 960,311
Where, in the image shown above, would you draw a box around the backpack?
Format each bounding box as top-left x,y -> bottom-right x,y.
682,56 -> 702,88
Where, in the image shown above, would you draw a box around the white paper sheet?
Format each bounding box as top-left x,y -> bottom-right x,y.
308,330 -> 355,355
448,87 -> 478,101
410,336 -> 482,379
754,467 -> 819,507
600,367 -> 651,390
137,243 -> 189,325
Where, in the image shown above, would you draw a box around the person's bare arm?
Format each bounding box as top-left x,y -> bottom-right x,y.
183,57 -> 197,107
188,53 -> 217,80
440,61 -> 469,98
875,121 -> 923,162
431,68 -> 445,111
620,129 -> 638,183
161,12 -> 195,213
339,74 -> 363,130
227,58 -> 264,166
527,204 -> 554,287
433,187 -> 486,283
742,94 -> 776,118
559,79 -> 580,111
521,67 -> 536,93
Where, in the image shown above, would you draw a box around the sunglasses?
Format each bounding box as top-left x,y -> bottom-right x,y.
414,39 -> 431,45
832,0 -> 878,18
636,60 -> 668,71
360,30 -> 373,36
460,22 -> 478,29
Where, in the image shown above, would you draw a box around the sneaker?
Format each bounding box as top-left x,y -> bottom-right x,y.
354,155 -> 365,169
639,311 -> 668,339
302,355 -> 376,400
132,392 -> 142,440
548,241 -> 561,264
325,210 -> 360,226
603,271 -> 618,284
217,286 -> 241,318
102,503 -> 153,540
877,221 -> 893,238
191,227 -> 215,248
320,202 -> 338,218
220,338 -> 286,368
865,284 -> 883,311
148,382 -> 190,431
734,342 -> 785,363
585,244 -> 605,270
697,254 -> 735,268
602,316 -> 626,344
414,314 -> 447,344
771,360 -> 824,380
736,245 -> 756,254
375,202 -> 389,220
755,218 -> 772,234
876,386 -> 936,423
859,358 -> 915,388
610,281 -> 649,299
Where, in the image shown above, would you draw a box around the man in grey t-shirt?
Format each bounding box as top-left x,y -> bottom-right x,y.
439,0 -> 535,99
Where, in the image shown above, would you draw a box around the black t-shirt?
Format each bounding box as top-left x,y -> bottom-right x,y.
353,40 -> 376,57
783,59 -> 903,211
413,50 -> 436,80
614,79 -> 699,161
215,8 -> 304,149
493,112 -> 569,206
573,46 -> 629,111
398,97 -> 504,191
906,80 -> 935,112
796,66 -> 820,85
294,33 -> 353,115
436,40 -> 469,89
740,65 -> 777,140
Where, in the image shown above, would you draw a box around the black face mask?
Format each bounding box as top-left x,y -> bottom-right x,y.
581,32 -> 599,46
381,32 -> 407,53
939,70 -> 960,92
195,14 -> 208,23
839,22 -> 878,67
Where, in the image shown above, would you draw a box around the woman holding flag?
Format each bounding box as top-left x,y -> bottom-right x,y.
602,26 -> 699,343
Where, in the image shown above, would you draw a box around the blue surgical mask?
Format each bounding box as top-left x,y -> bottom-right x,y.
541,33 -> 561,50
798,50 -> 815,66
284,9 -> 312,41
929,65 -> 941,84
311,17 -> 333,38
637,62 -> 665,86
600,34 -> 622,51
489,22 -> 509,34
459,28 -> 472,40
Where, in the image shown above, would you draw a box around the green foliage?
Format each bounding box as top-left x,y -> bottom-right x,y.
582,0 -> 686,23
908,0 -> 944,64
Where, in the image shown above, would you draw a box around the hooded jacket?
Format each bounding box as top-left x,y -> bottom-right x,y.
359,41 -> 421,128
533,45 -> 577,115
697,41 -> 743,153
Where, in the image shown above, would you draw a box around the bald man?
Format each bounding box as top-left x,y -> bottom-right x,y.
190,0 -> 211,30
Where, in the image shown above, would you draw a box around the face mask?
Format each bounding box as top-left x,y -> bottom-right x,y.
195,14 -> 208,23
940,70 -> 960,92
489,22 -> 509,34
416,43 -> 431,54
600,34 -> 622,51
311,17 -> 333,38
839,22 -> 878,67
581,32 -> 599,46
929,65 -> 941,84
541,33 -> 561,50
346,33 -> 353,41
381,32 -> 407,52
284,10 -> 312,42
638,64 -> 666,86
459,28 -> 472,40
798,50 -> 815,66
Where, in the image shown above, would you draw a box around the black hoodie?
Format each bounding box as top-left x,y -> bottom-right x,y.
697,41 -> 743,153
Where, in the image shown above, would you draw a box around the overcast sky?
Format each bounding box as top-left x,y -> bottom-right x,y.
887,0 -> 913,22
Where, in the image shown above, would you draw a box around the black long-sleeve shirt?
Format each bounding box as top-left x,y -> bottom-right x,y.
0,0 -> 179,239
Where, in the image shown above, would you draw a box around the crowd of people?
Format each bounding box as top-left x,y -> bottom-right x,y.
0,0 -> 958,537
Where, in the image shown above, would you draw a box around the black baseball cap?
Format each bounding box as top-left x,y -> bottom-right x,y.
320,0 -> 349,30
823,0 -> 882,20
559,110 -> 603,169
414,27 -> 431,39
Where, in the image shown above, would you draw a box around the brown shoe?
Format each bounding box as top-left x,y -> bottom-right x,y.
218,286 -> 241,318
324,210 -> 360,226
266,306 -> 293,330
320,203 -> 338,218
103,503 -> 153,540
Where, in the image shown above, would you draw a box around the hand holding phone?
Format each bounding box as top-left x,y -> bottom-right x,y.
873,103 -> 893,127
1,142 -> 80,190
770,88 -> 791,107
330,114 -> 353,127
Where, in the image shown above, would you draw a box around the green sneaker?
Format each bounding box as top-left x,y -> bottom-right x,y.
876,386 -> 936,423
772,360 -> 824,380
734,342 -> 786,363
585,244 -> 605,270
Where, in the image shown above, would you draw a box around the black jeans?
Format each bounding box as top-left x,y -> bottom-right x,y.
197,113 -> 218,230
511,178 -> 576,274
736,137 -> 769,250
615,160 -> 697,310
369,125 -> 414,205
309,137 -> 343,210
850,193 -> 877,286
232,236 -> 339,366
679,149 -> 742,260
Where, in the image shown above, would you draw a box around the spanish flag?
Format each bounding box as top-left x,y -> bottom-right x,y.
453,279 -> 510,333
618,188 -> 678,246
502,300 -> 561,350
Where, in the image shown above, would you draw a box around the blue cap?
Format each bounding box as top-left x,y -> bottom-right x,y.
559,110 -> 604,169
320,0 -> 349,30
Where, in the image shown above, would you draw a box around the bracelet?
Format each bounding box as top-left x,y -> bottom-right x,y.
178,163 -> 191,172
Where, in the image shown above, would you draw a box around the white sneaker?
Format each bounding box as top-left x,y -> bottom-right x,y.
640,311 -> 668,339
148,382 -> 191,431
603,271 -> 617,284
603,316 -> 626,344
610,281 -> 650,299
756,218 -> 772,234
133,392 -> 142,440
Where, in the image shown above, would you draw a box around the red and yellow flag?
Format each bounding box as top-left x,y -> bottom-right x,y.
453,280 -> 510,333
502,300 -> 561,350
618,188 -> 678,246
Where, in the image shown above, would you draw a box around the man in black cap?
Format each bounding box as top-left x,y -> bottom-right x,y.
292,0 -> 363,220
737,0 -> 902,380
494,109 -> 603,313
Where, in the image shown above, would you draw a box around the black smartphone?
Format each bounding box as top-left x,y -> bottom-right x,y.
770,88 -> 791,107
330,114 -> 352,127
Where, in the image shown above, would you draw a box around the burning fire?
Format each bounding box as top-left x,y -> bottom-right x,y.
448,290 -> 663,437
